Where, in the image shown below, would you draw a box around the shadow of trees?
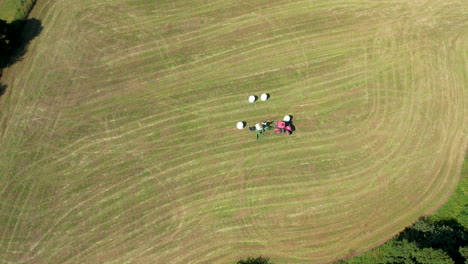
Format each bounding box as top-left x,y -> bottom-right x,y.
0,82 -> 7,96
0,18 -> 43,96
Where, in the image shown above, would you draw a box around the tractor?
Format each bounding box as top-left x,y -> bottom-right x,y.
274,121 -> 293,135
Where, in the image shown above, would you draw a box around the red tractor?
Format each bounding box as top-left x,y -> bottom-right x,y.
274,121 -> 293,135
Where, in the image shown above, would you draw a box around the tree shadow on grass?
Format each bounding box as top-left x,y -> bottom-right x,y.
3,18 -> 43,68
0,83 -> 7,96
0,18 -> 43,97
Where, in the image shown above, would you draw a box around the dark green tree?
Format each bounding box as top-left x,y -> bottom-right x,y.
412,248 -> 454,264
397,217 -> 467,263
382,240 -> 420,264
459,247 -> 468,264
236,256 -> 273,264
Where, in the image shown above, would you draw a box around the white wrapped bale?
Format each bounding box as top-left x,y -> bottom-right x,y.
255,123 -> 263,131
260,93 -> 269,101
283,115 -> 291,122
248,95 -> 256,103
237,122 -> 246,129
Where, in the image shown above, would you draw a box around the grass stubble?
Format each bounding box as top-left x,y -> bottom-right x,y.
0,0 -> 466,263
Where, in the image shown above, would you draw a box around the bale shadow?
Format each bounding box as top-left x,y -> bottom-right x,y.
261,93 -> 270,101
249,95 -> 258,103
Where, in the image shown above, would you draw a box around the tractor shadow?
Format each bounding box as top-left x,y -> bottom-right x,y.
0,18 -> 43,97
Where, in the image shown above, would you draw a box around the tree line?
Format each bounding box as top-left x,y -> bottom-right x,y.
236,216 -> 467,264
337,216 -> 467,264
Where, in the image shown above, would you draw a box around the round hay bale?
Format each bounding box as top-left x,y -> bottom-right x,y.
248,95 -> 257,103
237,122 -> 246,129
255,123 -> 263,131
283,115 -> 291,122
260,93 -> 269,101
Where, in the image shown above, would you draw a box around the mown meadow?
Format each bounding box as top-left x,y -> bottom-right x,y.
0,0 -> 466,263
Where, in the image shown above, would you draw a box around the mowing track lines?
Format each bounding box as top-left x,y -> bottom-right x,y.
26,106 -> 189,169
147,26 -> 359,84
60,140 -> 308,260
91,2 -> 307,65
27,177 -> 170,262
366,142 -> 464,245
0,0 -> 466,261
86,24 -> 362,104
49,93 -> 240,158
0,108 -> 59,258
47,108 -> 239,178
41,143 -> 264,258
288,126 -> 408,182
1,182 -> 36,260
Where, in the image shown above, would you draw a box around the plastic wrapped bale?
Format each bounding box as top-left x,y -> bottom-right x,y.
260,93 -> 269,101
237,122 -> 246,129
283,115 -> 291,122
248,95 -> 257,103
255,123 -> 264,131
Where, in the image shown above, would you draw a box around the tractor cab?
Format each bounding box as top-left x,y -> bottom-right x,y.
275,121 -> 293,135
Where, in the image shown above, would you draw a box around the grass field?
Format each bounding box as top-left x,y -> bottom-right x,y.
0,0 -> 466,263
0,0 -> 35,22
338,154 -> 468,263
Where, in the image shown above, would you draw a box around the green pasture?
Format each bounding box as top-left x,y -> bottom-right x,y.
0,0 -> 35,22
0,0 -> 466,263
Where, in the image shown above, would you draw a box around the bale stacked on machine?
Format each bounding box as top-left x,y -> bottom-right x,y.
248,122 -> 274,140
255,123 -> 264,131
274,115 -> 294,135
274,121 -> 292,135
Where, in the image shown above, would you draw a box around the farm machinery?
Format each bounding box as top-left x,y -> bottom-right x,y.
249,120 -> 294,140
274,121 -> 293,135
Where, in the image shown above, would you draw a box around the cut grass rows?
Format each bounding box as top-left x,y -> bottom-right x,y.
0,0 -> 466,263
